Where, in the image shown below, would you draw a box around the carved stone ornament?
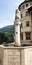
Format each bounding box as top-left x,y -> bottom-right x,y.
15,9 -> 21,20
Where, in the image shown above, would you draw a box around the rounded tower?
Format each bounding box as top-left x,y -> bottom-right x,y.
18,0 -> 32,45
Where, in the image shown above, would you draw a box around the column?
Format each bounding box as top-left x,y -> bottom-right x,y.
15,24 -> 21,46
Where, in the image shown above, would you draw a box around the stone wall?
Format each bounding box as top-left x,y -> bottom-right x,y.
0,45 -> 32,65
0,45 -> 3,65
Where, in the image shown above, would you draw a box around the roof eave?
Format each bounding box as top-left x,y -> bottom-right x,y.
18,1 -> 32,10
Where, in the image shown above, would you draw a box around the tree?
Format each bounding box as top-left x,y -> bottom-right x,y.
7,33 -> 14,43
0,32 -> 14,44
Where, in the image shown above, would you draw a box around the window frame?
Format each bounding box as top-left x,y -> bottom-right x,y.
20,33 -> 23,40
26,4 -> 28,7
26,32 -> 31,40
26,11 -> 30,16
26,21 -> 29,27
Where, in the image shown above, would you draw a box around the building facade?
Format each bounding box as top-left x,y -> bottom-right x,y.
14,0 -> 32,46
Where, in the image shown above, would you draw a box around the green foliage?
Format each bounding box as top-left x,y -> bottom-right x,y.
0,32 -> 14,44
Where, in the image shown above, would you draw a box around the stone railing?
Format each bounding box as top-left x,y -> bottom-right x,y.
0,45 -> 32,65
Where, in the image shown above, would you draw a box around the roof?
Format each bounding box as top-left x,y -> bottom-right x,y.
18,0 -> 32,10
28,6 -> 32,12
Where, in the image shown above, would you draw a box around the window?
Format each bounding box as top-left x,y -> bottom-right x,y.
20,33 -> 23,40
26,21 -> 29,26
26,4 -> 28,7
26,32 -> 31,40
20,23 -> 22,33
26,11 -> 30,16
21,14 -> 22,18
22,5 -> 25,9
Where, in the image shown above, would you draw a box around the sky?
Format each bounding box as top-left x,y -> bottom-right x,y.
0,0 -> 24,28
